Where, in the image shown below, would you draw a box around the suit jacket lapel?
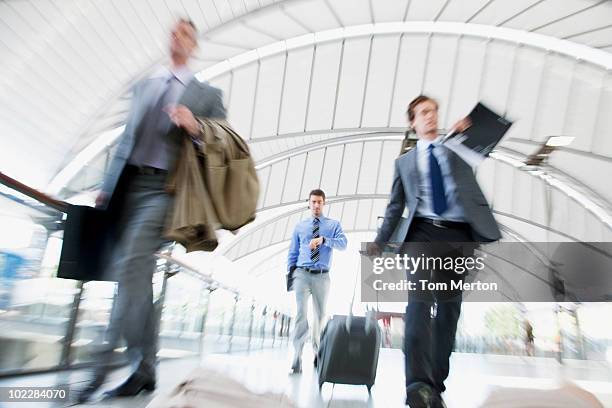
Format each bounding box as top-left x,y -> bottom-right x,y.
177,79 -> 200,110
405,149 -> 418,197
132,77 -> 167,129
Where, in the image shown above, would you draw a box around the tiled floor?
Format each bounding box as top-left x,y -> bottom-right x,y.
1,346 -> 611,407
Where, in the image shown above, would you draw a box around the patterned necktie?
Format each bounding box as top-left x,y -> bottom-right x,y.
311,218 -> 320,263
429,144 -> 448,215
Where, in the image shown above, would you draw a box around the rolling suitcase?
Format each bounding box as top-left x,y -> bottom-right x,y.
317,250 -> 381,392
316,312 -> 381,392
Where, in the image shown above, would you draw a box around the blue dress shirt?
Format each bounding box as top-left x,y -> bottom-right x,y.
287,216 -> 347,271
129,66 -> 194,170
414,137 -> 467,222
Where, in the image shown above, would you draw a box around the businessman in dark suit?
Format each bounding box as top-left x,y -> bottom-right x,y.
369,95 -> 501,408
77,18 -> 226,403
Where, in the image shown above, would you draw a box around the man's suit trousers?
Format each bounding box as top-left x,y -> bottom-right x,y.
94,168 -> 171,374
402,220 -> 475,393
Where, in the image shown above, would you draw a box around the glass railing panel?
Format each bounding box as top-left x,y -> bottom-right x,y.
0,179 -> 73,374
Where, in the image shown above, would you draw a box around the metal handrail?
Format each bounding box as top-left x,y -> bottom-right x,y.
0,171 -> 68,212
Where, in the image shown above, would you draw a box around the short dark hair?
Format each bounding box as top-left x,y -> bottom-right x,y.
308,189 -> 326,201
406,95 -> 438,122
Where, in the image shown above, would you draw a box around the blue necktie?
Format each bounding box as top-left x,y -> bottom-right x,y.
428,144 -> 447,215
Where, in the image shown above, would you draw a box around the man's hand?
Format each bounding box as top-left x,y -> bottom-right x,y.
450,117 -> 472,134
309,237 -> 324,250
165,104 -> 201,136
95,191 -> 109,208
366,242 -> 382,257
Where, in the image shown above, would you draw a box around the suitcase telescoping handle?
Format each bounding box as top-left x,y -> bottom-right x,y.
345,250 -> 376,334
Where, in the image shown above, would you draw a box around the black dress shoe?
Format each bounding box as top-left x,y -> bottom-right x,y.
103,365 -> 156,398
76,373 -> 106,403
405,383 -> 446,408
290,358 -> 302,374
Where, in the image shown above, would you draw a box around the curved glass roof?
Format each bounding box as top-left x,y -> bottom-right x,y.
1,0 -> 612,308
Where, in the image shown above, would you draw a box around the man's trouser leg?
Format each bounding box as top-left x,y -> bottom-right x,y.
310,272 -> 331,354
292,268 -> 311,365
95,173 -> 170,374
404,300 -> 436,388
402,221 -> 471,392
432,299 -> 462,393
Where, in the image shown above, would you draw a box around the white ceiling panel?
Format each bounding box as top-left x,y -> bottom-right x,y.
563,62 -> 606,152
528,176 -> 550,229
300,149 -> 325,199
226,63 -> 258,138
532,1 -> 612,38
503,0 -> 596,32
208,72 -> 232,103
282,0 -> 339,32
591,73 -> 612,156
327,201 -> 343,222
565,198 -> 588,241
337,143 -> 363,196
548,188 -> 570,237
333,36 -> 372,129
278,46 -> 313,134
263,161 -> 287,207
568,26 -> 612,49
281,155 -> 307,203
361,35 -> 401,127
475,158 -> 495,204
319,145 -> 344,197
209,22 -> 276,49
504,46 -> 546,142
583,211 -> 604,241
277,213 -> 292,241
445,36 -> 487,126
405,0 -> 447,21
511,169 -> 534,221
479,40 -> 517,117
388,33 -> 430,127
244,8 -> 309,39
470,0 -> 543,26
437,0 -> 492,23
371,0 -> 410,23
354,199 -> 373,230
326,0 -> 372,26
550,151 -> 612,204
226,0 -> 247,16
256,167 -> 270,209
251,54 -> 285,139
492,161 -> 515,214
422,34 -> 460,127
356,141 -> 383,195
340,200 -> 358,230
531,53 -> 574,143
259,220 -> 275,248
305,41 -> 342,131
375,141 -> 401,194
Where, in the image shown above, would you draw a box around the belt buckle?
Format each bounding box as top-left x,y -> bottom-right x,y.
432,219 -> 447,229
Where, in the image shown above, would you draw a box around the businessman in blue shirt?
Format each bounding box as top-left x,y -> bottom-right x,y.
287,189 -> 347,373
